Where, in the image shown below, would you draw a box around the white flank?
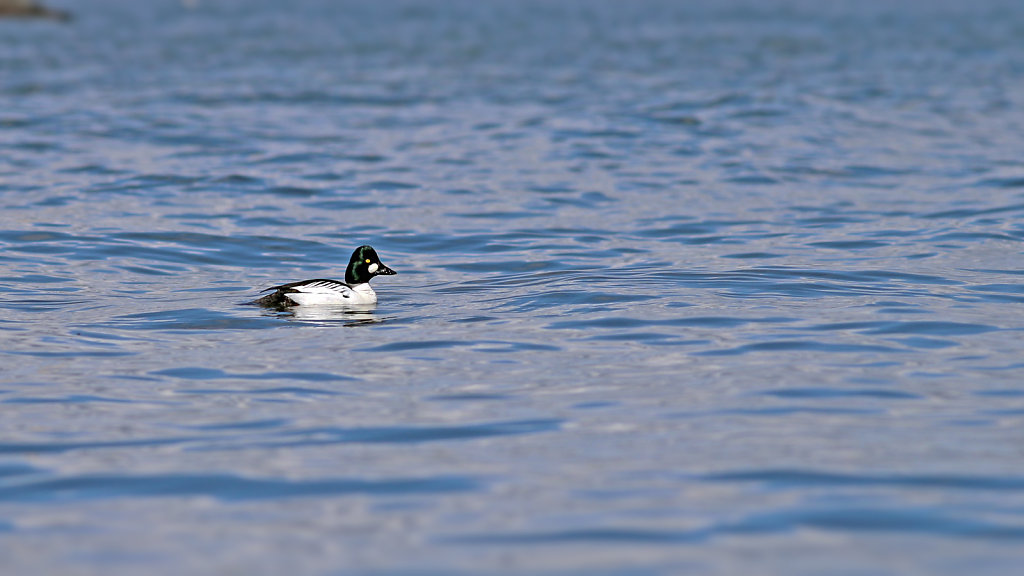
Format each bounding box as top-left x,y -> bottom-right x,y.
287,281 -> 377,306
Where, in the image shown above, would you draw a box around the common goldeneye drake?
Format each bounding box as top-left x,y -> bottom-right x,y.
254,245 -> 396,307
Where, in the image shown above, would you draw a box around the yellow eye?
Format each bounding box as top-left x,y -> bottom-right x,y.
365,259 -> 371,263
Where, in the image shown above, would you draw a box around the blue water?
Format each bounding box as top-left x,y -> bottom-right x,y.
2,0 -> 1024,573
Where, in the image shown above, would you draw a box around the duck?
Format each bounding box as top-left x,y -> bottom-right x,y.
254,245 -> 396,307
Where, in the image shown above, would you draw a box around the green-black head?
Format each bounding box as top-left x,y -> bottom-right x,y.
345,245 -> 396,285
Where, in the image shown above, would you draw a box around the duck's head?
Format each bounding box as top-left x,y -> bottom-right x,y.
345,245 -> 396,284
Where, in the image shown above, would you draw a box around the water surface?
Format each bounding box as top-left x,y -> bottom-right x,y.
3,0 -> 1024,574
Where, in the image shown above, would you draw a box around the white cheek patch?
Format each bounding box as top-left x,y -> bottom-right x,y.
368,263 -> 379,273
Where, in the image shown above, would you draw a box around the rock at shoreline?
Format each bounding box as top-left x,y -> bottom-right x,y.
0,0 -> 71,21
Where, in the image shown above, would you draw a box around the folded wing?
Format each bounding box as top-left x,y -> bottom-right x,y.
255,279 -> 353,307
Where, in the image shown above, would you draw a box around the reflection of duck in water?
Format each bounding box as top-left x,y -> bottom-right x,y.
254,245 -> 397,308
0,0 -> 71,20
283,305 -> 384,324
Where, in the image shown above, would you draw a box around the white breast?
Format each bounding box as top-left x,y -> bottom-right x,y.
287,281 -> 376,306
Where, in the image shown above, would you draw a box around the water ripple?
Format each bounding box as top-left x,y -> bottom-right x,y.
152,367 -> 355,382
0,419 -> 563,455
0,473 -> 481,503
701,469 -> 1024,491
452,507 -> 1024,544
256,419 -> 565,448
